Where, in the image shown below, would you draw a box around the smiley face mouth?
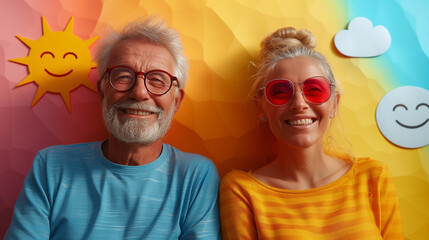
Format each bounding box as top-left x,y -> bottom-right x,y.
45,69 -> 73,77
396,119 -> 429,129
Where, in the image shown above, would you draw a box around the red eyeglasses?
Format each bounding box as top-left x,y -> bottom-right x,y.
103,66 -> 179,95
261,76 -> 335,106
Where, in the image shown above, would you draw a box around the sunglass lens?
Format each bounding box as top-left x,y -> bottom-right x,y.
266,80 -> 294,105
302,77 -> 331,104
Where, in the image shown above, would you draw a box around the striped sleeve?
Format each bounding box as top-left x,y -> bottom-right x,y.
377,165 -> 404,239
219,171 -> 257,240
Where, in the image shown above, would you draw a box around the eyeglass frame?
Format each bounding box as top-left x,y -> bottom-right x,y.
101,65 -> 180,95
259,76 -> 336,106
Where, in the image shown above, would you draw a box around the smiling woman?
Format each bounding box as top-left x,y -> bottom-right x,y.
9,16 -> 98,112
219,26 -> 404,240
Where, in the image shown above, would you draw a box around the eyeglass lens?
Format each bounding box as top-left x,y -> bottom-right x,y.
110,67 -> 173,95
265,77 -> 332,105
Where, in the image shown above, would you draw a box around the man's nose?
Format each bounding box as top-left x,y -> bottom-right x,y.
129,75 -> 150,101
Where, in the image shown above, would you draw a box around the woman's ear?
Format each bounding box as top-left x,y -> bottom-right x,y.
330,94 -> 340,118
253,95 -> 259,106
259,111 -> 267,121
254,95 -> 267,122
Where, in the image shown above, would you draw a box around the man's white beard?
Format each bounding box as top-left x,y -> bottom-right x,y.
102,98 -> 175,145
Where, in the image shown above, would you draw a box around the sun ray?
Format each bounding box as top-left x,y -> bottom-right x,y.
16,75 -> 35,87
31,86 -> 47,107
85,36 -> 99,48
15,36 -> 36,48
59,91 -> 72,112
16,77 -> 35,87
10,56 -> 31,66
64,17 -> 74,33
41,16 -> 52,35
81,78 -> 97,92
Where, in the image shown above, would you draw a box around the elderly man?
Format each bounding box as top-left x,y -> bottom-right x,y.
5,17 -> 220,239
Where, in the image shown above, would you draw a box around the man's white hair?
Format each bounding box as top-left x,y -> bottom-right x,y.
95,16 -> 188,88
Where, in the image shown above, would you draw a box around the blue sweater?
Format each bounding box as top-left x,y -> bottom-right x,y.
5,142 -> 220,239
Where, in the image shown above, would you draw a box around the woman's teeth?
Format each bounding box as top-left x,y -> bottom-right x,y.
287,118 -> 313,126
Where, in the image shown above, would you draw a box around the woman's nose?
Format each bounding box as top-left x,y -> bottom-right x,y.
289,89 -> 309,111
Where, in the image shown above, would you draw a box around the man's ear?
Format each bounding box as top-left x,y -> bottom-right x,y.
173,88 -> 185,114
97,80 -> 105,102
330,94 -> 340,118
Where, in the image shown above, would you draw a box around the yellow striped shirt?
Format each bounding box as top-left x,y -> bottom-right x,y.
219,158 -> 403,239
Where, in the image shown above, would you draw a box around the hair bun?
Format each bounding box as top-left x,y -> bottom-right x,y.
260,27 -> 317,57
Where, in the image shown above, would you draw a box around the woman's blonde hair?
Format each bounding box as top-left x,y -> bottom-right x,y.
251,27 -> 353,160
250,27 -> 342,98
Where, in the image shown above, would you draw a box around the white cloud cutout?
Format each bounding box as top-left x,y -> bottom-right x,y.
334,17 -> 391,57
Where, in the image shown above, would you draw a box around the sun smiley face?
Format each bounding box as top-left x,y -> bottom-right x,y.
376,86 -> 429,148
41,51 -> 76,78
10,16 -> 98,112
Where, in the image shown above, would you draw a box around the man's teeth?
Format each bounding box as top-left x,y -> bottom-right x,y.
287,118 -> 313,126
124,109 -> 152,116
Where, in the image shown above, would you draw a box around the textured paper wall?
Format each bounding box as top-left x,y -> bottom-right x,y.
1,0 -> 428,239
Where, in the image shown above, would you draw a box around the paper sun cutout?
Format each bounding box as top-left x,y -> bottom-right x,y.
334,17 -> 391,57
376,86 -> 429,148
10,16 -> 98,112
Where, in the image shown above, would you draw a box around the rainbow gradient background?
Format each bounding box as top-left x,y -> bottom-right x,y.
1,0 -> 428,239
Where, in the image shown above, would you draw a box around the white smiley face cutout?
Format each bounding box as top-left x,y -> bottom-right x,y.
376,86 -> 429,148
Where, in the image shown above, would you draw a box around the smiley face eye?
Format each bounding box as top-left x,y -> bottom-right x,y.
393,104 -> 408,111
40,51 -> 55,58
63,52 -> 78,59
416,103 -> 429,110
